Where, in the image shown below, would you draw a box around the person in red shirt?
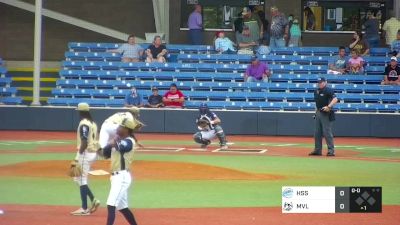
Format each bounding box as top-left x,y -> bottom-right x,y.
162,83 -> 185,108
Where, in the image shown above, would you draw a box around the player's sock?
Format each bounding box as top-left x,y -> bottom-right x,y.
85,185 -> 95,202
79,185 -> 88,210
119,208 -> 138,225
106,205 -> 116,225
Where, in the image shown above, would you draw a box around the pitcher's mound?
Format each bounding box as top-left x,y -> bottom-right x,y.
0,160 -> 285,180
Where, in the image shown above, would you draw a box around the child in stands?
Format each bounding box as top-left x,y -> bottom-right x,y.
347,49 -> 365,75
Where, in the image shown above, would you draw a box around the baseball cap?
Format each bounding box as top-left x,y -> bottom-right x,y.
251,55 -> 258,61
76,102 -> 89,111
390,56 -> 398,62
128,106 -> 140,117
317,77 -> 327,83
152,86 -> 158,90
242,7 -> 251,15
199,103 -> 208,108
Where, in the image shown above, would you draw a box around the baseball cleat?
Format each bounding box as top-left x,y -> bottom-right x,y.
308,151 -> 322,156
326,152 -> 335,157
70,208 -> 90,216
220,145 -> 228,150
90,199 -> 101,213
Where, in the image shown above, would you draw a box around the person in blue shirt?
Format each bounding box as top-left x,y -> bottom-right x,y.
328,46 -> 348,74
124,87 -> 142,108
214,31 -> 236,54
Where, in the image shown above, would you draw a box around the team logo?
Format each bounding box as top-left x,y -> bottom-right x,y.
283,202 -> 293,211
282,188 -> 294,198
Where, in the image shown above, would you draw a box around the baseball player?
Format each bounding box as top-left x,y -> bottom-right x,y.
100,117 -> 143,225
193,103 -> 228,149
70,103 -> 101,216
99,107 -> 143,150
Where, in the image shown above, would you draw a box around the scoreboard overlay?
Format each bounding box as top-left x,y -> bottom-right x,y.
282,186 -> 382,213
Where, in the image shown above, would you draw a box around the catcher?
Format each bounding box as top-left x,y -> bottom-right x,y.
193,103 -> 228,149
69,103 -> 101,216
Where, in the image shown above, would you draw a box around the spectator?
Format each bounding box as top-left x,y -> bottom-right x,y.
269,6 -> 289,48
390,29 -> 400,58
382,11 -> 400,47
163,83 -> 185,108
347,49 -> 365,75
244,56 -> 271,82
145,87 -> 164,108
288,18 -> 301,47
125,87 -> 143,108
363,11 -> 380,48
237,25 -> 258,54
214,31 -> 236,54
187,4 -> 203,45
349,31 -> 370,56
286,14 -> 294,46
257,39 -> 271,55
304,7 -> 316,31
381,56 -> 400,85
242,7 -> 263,43
233,12 -> 244,44
257,10 -> 269,44
145,36 -> 167,63
328,46 -> 348,74
108,34 -> 144,63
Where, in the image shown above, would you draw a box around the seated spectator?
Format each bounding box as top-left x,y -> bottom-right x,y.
288,18 -> 301,47
214,31 -> 236,54
244,56 -> 270,82
349,31 -> 370,56
237,25 -> 258,55
328,46 -> 348,74
256,40 -> 271,55
146,36 -> 168,63
390,29 -> 400,58
108,34 -> 144,62
162,83 -> 185,108
381,56 -> 400,85
125,87 -> 143,107
347,49 -> 365,75
145,87 -> 164,108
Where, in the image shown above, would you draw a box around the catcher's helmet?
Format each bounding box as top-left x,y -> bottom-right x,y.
199,103 -> 210,115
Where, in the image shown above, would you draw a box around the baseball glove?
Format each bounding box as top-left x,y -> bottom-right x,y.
197,119 -> 210,129
68,161 -> 82,177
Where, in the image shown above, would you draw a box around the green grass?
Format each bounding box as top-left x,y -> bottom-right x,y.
0,139 -> 399,208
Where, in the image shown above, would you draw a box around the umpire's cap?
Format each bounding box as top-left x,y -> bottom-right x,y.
76,102 -> 90,111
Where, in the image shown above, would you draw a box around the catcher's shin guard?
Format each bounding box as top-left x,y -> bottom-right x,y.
193,132 -> 210,145
214,125 -> 227,146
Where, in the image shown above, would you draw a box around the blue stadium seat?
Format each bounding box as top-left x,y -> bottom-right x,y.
0,87 -> 17,96
369,48 -> 390,57
365,66 -> 385,75
0,77 -> 11,86
0,96 -> 22,105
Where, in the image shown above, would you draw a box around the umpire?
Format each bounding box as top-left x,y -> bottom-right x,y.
309,77 -> 338,157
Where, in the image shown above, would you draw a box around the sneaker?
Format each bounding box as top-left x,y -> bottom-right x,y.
90,199 -> 101,213
308,151 -> 322,156
70,208 -> 90,216
327,152 -> 335,157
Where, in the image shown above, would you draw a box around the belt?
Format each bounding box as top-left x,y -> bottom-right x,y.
111,170 -> 129,176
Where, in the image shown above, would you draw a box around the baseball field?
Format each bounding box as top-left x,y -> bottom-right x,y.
0,131 -> 399,225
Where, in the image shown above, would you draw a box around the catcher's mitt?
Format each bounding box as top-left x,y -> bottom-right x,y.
197,119 -> 210,129
68,161 -> 83,177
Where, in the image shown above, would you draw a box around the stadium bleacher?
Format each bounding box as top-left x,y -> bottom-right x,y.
0,64 -> 22,105
47,43 -> 400,112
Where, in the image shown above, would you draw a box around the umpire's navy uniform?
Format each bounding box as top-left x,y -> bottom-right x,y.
312,78 -> 337,156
